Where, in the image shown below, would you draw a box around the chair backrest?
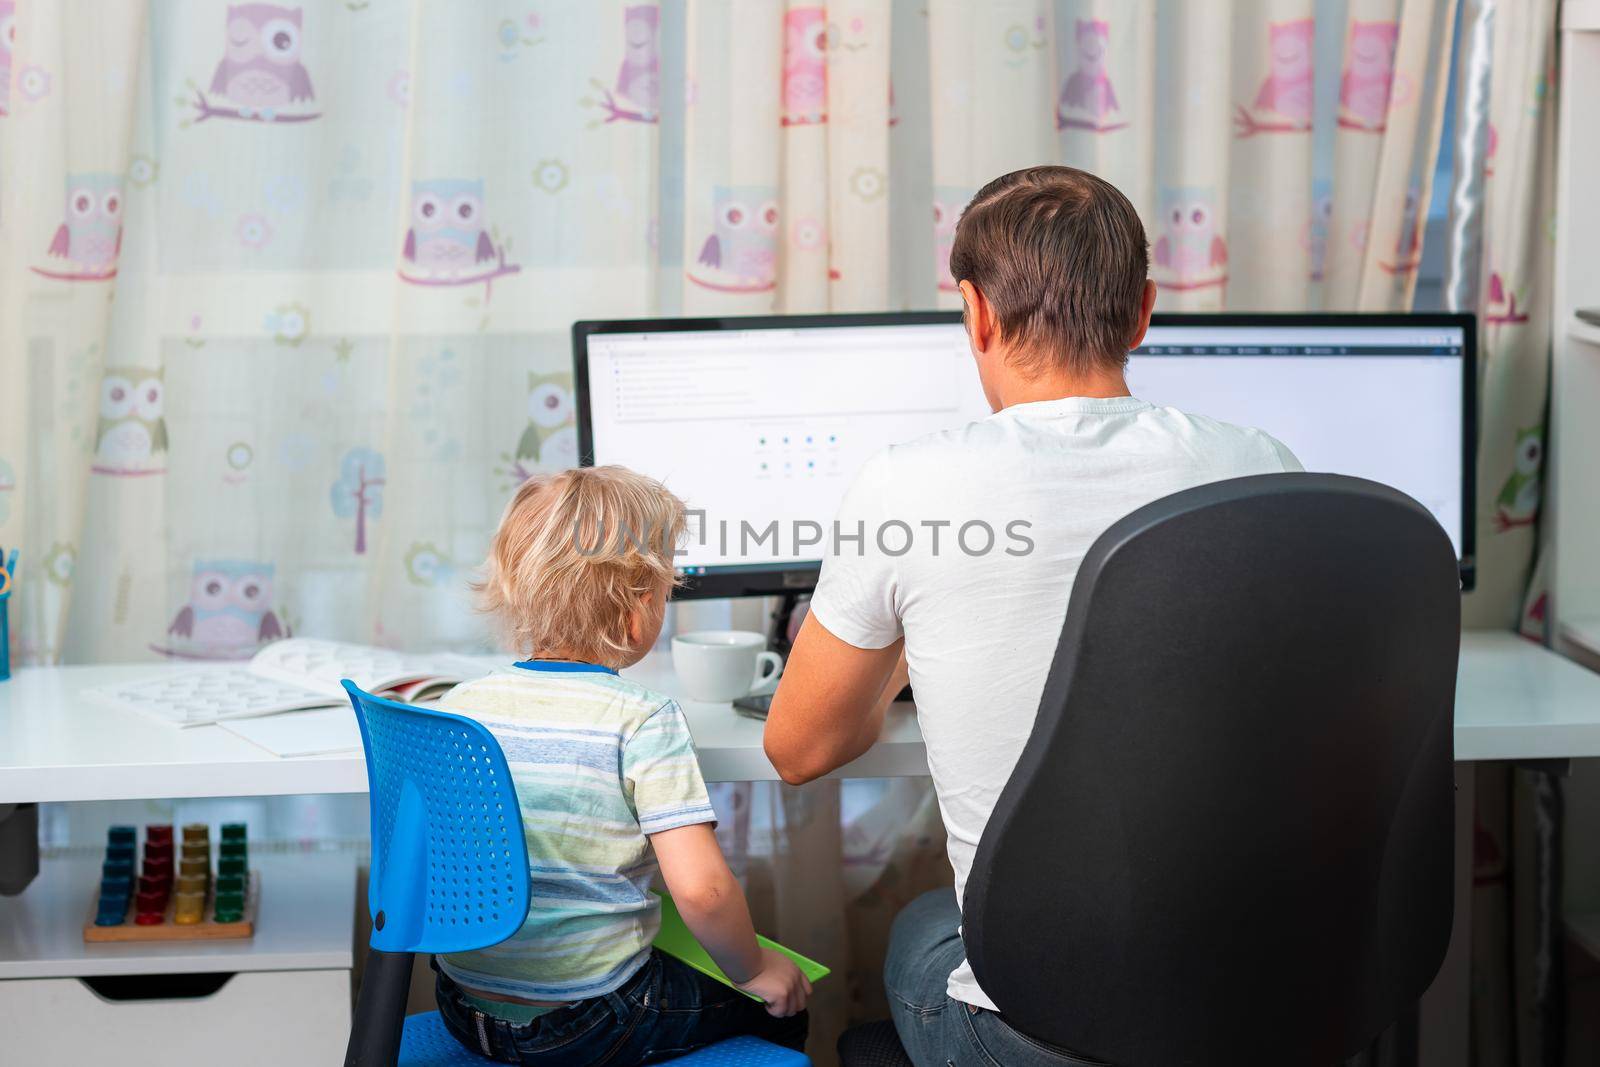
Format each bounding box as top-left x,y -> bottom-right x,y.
344,680 -> 530,955
963,474 -> 1459,1067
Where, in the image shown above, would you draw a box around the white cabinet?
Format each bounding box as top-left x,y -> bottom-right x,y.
0,851 -> 355,1062
1551,7 -> 1600,662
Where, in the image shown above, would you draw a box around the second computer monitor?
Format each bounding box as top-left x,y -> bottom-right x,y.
574,312 -> 1475,596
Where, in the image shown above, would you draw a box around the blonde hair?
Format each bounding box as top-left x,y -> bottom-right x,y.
479,466 -> 686,665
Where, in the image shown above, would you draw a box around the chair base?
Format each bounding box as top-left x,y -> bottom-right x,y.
399,1011 -> 812,1066
837,1020 -> 913,1067
347,947 -> 416,1067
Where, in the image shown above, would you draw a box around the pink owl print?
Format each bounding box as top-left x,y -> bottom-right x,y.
0,1 -> 14,117
1236,18 -> 1313,136
189,4 -> 320,124
933,187 -> 974,293
1485,269 -> 1531,326
1058,19 -> 1123,132
615,5 -> 660,118
1338,20 -> 1398,131
588,4 -> 661,125
688,186 -> 779,293
154,560 -> 288,661
1152,187 -> 1228,292
782,7 -> 828,126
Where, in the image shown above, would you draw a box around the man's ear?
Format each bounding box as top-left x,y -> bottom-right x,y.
1127,278 -> 1158,350
958,279 -> 996,353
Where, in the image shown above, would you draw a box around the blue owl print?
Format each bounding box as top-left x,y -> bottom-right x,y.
1378,184 -> 1424,276
1306,179 -> 1334,282
397,178 -> 520,299
1152,186 -> 1229,292
34,174 -> 123,282
154,560 -> 288,660
687,186 -> 779,293
405,179 -> 492,273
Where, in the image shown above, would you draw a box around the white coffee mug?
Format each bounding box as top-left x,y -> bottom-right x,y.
671,630 -> 784,703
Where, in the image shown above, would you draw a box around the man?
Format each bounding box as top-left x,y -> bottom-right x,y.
764,166 -> 1301,1066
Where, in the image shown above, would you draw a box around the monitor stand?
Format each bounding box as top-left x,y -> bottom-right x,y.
758,591 -> 915,707
732,593 -> 808,721
765,591 -> 808,659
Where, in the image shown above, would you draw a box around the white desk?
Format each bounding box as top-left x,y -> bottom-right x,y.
0,631 -> 1597,804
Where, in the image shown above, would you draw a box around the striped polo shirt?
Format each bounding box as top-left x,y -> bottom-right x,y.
435,660 -> 717,1001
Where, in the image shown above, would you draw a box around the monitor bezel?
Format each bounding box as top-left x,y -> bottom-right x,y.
573,310 -> 1477,598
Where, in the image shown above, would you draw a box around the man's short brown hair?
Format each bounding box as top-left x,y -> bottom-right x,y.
948,165 -> 1149,376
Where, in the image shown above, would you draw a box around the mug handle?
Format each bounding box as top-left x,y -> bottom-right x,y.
748,651 -> 784,697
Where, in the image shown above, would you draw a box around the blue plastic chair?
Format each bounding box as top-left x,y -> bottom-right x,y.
343,681 -> 810,1067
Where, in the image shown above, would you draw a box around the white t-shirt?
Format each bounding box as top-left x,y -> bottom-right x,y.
808,396 -> 1301,1009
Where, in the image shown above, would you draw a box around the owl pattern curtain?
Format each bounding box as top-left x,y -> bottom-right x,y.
0,0 -> 1459,1057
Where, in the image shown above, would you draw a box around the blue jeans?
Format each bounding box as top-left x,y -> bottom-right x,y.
433,951 -> 808,1065
885,890 -> 1107,1067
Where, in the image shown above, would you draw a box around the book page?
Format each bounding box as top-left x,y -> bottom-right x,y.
248,638 -> 490,697
88,670 -> 332,728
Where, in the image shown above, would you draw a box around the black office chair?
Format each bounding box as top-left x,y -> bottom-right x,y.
841,473 -> 1460,1067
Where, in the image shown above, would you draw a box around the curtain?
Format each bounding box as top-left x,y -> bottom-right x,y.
0,2 -> 1453,1060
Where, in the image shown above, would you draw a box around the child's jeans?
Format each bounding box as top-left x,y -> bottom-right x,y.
433,951 -> 809,1066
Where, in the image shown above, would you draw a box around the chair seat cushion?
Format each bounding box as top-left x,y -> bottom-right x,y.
398,1011 -> 810,1066
399,1011 -> 492,1066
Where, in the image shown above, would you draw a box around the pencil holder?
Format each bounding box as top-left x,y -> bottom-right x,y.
0,584 -> 9,682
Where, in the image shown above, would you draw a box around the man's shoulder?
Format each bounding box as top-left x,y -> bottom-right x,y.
1141,405 -> 1301,472
870,415 -> 1014,471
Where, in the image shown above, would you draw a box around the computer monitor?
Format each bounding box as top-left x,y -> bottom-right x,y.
574,312 -> 1476,597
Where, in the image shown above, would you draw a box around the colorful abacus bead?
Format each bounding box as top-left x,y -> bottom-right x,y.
134,888 -> 167,924
94,899 -> 128,926
174,891 -> 206,925
143,855 -> 174,887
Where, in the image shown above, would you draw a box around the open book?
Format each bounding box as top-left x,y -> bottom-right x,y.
89,638 -> 491,728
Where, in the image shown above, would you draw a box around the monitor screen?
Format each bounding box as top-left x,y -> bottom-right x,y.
575,313 -> 1474,596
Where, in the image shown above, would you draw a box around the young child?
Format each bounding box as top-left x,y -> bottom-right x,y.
432,465 -> 811,1065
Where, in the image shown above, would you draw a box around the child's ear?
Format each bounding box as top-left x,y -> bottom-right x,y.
628,591 -> 655,647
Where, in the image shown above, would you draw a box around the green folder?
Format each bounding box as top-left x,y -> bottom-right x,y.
652,891 -> 830,1000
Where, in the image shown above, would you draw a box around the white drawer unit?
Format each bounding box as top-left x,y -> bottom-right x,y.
0,968 -> 349,1064
0,850 -> 356,1063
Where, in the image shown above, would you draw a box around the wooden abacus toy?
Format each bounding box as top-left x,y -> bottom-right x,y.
83,822 -> 259,942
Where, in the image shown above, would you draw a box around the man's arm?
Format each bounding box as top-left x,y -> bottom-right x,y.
764,613 -> 908,785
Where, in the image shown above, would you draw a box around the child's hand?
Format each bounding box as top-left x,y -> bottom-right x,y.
735,947 -> 811,1017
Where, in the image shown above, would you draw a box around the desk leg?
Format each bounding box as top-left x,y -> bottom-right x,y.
1418,761 -> 1474,1067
